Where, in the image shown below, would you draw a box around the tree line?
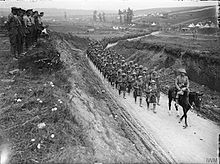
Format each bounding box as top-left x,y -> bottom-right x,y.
93,11 -> 106,22
118,8 -> 134,24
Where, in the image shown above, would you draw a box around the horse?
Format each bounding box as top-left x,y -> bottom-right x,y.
168,87 -> 203,128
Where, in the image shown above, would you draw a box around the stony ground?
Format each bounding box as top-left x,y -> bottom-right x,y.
0,32 -> 176,163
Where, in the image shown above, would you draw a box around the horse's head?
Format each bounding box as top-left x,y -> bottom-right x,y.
189,92 -> 203,109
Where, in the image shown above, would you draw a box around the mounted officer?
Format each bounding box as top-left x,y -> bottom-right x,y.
175,68 -> 189,106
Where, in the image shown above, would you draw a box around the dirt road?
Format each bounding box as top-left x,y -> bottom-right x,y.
88,56 -> 220,164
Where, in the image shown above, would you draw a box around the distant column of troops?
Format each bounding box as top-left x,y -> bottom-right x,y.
6,7 -> 45,59
87,41 -> 161,112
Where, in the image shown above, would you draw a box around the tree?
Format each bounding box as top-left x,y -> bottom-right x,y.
102,12 -> 106,22
118,9 -> 122,24
98,13 -> 102,22
123,9 -> 127,24
127,7 -> 134,24
93,10 -> 97,22
64,12 -> 67,20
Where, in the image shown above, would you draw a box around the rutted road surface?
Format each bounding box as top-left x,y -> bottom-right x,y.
87,54 -> 220,163
63,36 -> 219,163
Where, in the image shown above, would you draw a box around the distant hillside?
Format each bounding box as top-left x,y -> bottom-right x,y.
134,6 -> 214,15
133,5 -> 217,26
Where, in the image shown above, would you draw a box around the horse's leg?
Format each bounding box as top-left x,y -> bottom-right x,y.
168,97 -> 172,115
174,102 -> 180,117
184,108 -> 189,128
179,112 -> 184,123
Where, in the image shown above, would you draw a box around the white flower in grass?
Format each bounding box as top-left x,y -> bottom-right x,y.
51,107 -> 57,111
37,123 -> 46,129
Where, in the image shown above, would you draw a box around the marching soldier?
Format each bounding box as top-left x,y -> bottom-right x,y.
146,80 -> 158,113
127,71 -> 136,94
150,70 -> 161,105
137,65 -> 144,77
133,75 -> 144,107
116,69 -> 122,90
120,73 -> 127,99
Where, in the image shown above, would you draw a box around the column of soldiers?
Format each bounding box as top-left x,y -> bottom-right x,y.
87,41 -> 161,113
6,7 -> 45,60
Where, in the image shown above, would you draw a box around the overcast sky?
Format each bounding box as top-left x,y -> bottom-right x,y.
0,0 -> 218,10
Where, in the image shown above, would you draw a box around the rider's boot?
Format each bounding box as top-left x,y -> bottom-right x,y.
175,96 -> 179,107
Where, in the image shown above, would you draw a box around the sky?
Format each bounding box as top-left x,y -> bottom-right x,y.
0,0 -> 218,10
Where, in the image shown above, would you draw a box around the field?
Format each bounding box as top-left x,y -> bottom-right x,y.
0,5 -> 220,163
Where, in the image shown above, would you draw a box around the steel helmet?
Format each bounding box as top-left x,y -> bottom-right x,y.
178,68 -> 187,74
152,70 -> 157,75
122,73 -> 126,76
150,80 -> 156,84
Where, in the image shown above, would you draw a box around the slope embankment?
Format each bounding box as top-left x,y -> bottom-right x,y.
0,31 -> 176,163
111,38 -> 220,123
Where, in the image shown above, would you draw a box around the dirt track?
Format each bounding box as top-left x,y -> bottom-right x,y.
0,30 -> 219,163
91,58 -> 219,164
63,35 -> 219,163
57,36 -> 177,163
86,47 -> 220,163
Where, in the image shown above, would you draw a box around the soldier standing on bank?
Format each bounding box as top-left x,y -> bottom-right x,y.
6,7 -> 19,59
33,11 -> 39,43
23,9 -> 33,50
38,12 -> 44,37
17,8 -> 26,57
30,10 -> 36,45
